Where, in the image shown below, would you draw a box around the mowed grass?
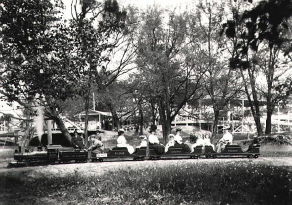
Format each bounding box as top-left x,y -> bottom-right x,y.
0,161 -> 291,205
0,131 -> 292,205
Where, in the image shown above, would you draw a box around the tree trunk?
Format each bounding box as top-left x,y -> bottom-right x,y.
83,92 -> 90,147
240,68 -> 263,136
150,100 -> 156,125
45,99 -> 72,146
53,115 -> 72,144
265,104 -> 274,135
159,100 -> 171,144
139,106 -> 144,135
111,111 -> 120,130
212,109 -> 220,143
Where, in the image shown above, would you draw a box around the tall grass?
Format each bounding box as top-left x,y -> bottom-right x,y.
0,161 -> 291,205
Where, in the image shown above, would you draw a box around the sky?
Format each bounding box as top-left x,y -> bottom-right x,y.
63,0 -> 196,17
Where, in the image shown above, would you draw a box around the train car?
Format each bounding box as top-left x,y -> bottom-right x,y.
204,144 -> 260,158
10,145 -> 88,166
92,144 -> 205,161
92,147 -> 132,162
163,145 -> 204,159
9,142 -> 261,167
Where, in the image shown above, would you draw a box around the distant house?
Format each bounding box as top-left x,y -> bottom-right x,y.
75,109 -> 112,131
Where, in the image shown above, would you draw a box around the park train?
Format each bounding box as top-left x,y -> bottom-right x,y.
9,140 -> 260,167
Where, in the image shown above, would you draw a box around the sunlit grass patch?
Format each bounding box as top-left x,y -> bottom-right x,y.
0,161 -> 291,205
260,144 -> 292,157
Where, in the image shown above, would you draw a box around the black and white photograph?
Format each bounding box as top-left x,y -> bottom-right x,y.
0,0 -> 292,204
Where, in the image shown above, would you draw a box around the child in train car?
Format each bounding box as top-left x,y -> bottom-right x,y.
191,132 -> 205,151
215,125 -> 233,153
165,134 -> 175,152
203,132 -> 215,150
174,127 -> 183,144
148,124 -> 165,154
117,128 -> 135,154
136,135 -> 148,149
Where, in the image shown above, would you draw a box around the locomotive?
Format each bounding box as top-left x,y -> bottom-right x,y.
9,142 -> 260,167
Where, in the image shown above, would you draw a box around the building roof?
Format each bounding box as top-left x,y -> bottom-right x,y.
75,109 -> 112,117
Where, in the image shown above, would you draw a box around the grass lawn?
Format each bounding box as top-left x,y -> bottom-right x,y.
0,131 -> 291,204
0,161 -> 291,205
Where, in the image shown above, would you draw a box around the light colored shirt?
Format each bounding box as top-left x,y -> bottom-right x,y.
165,139 -> 175,152
140,139 -> 148,147
88,138 -> 103,150
117,135 -> 127,146
174,134 -> 183,144
148,133 -> 160,144
221,132 -> 233,143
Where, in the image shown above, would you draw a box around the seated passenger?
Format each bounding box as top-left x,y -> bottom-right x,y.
72,129 -> 84,149
245,136 -> 260,152
215,125 -> 233,153
203,133 -> 215,150
165,134 -> 175,152
148,124 -> 165,154
136,135 -> 148,149
117,128 -> 134,154
174,127 -> 183,144
88,134 -> 104,158
191,132 -> 205,151
148,125 -> 160,145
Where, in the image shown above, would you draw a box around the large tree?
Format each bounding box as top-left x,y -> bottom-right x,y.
69,0 -> 129,145
0,0 -> 77,143
136,6 -> 206,143
222,0 -> 292,135
191,0 -> 243,139
0,0 -> 131,146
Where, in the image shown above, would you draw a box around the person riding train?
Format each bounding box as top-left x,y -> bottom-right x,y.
174,127 -> 183,144
148,124 -> 165,154
117,128 -> 135,154
72,129 -> 85,149
88,134 -> 104,159
136,135 -> 148,149
165,134 -> 175,152
215,125 -> 233,153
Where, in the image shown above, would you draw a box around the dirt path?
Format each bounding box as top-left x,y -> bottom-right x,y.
1,157 -> 292,180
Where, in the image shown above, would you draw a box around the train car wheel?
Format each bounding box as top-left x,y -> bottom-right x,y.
99,159 -> 104,162
254,155 -> 258,158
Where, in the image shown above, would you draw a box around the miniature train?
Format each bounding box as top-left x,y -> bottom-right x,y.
9,143 -> 260,167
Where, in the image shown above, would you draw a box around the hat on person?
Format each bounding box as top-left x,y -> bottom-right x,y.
150,124 -> 157,132
118,128 -> 125,133
139,135 -> 147,139
222,125 -> 232,130
168,134 -> 175,139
